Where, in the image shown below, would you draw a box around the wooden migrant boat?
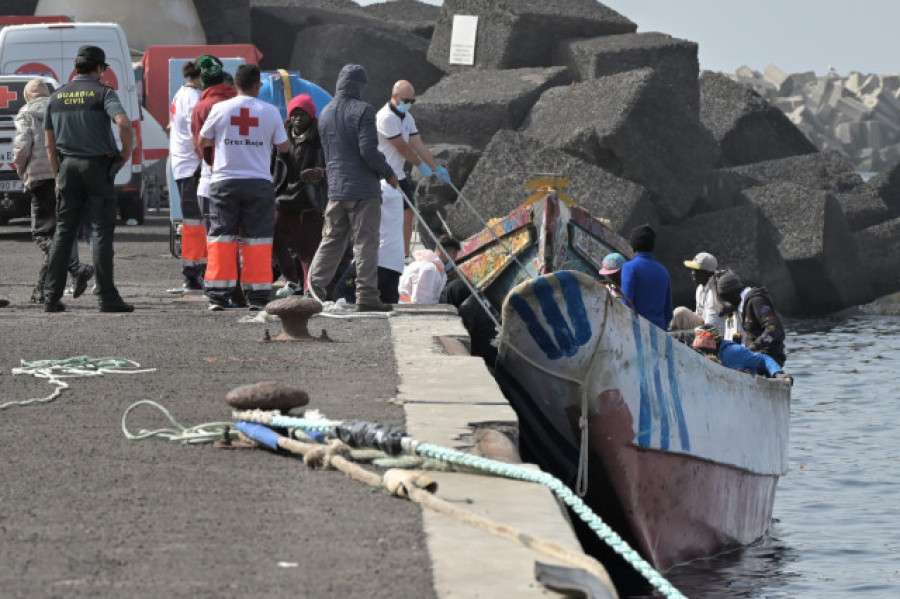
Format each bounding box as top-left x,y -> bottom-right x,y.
493,271 -> 791,571
453,192 -> 632,312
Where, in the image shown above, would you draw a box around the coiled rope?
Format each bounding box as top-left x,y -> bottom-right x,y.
2,356 -> 155,411
121,400 -> 236,444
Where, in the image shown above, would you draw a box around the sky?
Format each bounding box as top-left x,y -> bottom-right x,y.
358,0 -> 899,77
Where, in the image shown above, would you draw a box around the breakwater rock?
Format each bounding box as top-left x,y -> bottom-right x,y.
99,0 -> 896,316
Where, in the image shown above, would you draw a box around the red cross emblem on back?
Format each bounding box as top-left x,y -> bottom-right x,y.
0,86 -> 18,109
230,107 -> 259,136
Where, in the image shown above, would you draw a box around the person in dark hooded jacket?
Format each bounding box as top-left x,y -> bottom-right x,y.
717,270 -> 787,366
306,64 -> 398,311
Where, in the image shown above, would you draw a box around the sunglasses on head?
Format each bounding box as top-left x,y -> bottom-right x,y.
399,97 -> 416,104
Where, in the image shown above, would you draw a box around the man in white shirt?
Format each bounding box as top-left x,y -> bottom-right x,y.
669,251 -> 725,331
199,64 -> 290,311
169,60 -> 204,290
376,79 -> 451,258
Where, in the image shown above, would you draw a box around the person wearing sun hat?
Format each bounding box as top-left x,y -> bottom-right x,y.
670,251 -> 724,332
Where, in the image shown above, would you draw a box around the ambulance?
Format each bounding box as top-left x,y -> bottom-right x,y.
0,74 -> 58,225
0,22 -> 146,223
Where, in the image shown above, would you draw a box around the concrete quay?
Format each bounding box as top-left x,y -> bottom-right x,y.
0,214 -> 607,598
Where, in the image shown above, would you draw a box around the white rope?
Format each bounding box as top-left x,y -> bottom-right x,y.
121,400 -> 235,444
1,356 -> 155,411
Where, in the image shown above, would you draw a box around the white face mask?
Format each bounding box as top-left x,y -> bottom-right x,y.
395,102 -> 412,114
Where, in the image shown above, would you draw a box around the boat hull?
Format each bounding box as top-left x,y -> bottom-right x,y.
496,271 -> 790,571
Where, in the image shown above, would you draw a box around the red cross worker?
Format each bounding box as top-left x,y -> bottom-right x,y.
198,65 -> 290,311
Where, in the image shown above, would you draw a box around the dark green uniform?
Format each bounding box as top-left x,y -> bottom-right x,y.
43,75 -> 126,305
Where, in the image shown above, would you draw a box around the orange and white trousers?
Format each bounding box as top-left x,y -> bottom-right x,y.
205,178 -> 275,305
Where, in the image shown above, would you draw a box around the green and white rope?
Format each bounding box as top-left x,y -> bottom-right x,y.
2,356 -> 156,411
251,412 -> 685,599
122,400 -> 237,444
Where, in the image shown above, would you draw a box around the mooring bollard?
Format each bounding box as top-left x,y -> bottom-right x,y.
263,296 -> 326,342
225,381 -> 310,412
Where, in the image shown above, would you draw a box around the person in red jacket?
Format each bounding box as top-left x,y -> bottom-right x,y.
190,55 -> 242,306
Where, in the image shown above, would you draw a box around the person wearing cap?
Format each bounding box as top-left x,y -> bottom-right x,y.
670,251 -> 724,332
692,325 -> 792,383
620,224 -> 673,330
191,56 -> 241,305
272,93 -> 326,297
191,55 -> 236,225
598,252 -> 630,303
305,64 -> 399,312
716,270 -> 787,366
15,77 -> 94,305
42,45 -> 134,313
376,79 -> 450,260
198,64 -> 291,311
169,60 -> 205,292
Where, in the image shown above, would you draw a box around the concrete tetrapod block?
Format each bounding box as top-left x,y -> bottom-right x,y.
357,0 -> 441,39
699,71 -> 817,168
743,182 -> 873,314
655,204 -> 796,313
251,4 -> 369,71
694,168 -> 760,215
426,0 -> 635,72
867,161 -> 900,215
833,191 -> 893,232
444,130 -> 657,240
288,23 -> 444,102
726,151 -> 869,195
413,67 -> 569,149
853,218 -> 900,299
553,31 -> 701,114
521,67 -> 720,222
194,0 -> 250,44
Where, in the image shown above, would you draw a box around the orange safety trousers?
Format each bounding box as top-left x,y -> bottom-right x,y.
204,178 -> 276,305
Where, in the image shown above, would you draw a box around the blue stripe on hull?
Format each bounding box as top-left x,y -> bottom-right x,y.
555,271 -> 592,348
649,328 -> 671,451
509,273 -> 592,360
666,335 -> 691,451
631,313 -> 652,447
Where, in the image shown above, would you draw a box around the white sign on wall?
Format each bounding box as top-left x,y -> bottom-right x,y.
449,15 -> 478,66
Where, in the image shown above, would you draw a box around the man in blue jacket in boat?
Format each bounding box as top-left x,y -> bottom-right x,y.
621,224 -> 673,330
692,325 -> 792,384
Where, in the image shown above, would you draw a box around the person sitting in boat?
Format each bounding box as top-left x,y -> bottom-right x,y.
692,325 -> 792,384
621,224 -> 673,330
599,252 -> 635,308
716,271 -> 787,367
669,251 -> 724,332
398,235 -> 461,304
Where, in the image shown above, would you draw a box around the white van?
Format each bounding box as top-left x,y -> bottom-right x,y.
0,22 -> 145,223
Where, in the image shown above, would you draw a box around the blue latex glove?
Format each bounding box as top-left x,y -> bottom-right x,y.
434,165 -> 451,184
416,162 -> 433,178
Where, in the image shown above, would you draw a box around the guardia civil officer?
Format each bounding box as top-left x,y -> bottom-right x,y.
43,45 -> 135,313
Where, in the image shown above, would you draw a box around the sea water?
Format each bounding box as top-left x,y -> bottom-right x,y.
640,315 -> 900,598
